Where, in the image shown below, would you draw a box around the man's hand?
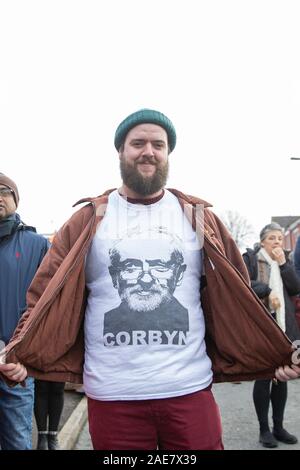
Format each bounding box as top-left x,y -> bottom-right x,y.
269,291 -> 281,310
0,362 -> 28,382
275,364 -> 300,381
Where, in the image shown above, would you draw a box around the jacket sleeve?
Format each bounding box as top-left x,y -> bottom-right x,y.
38,237 -> 51,266
280,261 -> 300,297
249,280 -> 272,299
0,228 -> 69,385
11,224 -> 70,338
11,204 -> 94,340
293,237 -> 300,280
17,236 -> 51,318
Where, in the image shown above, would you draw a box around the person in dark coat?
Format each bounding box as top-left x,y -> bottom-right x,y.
293,236 -> 300,279
0,173 -> 49,450
291,236 -> 300,329
243,223 -> 300,448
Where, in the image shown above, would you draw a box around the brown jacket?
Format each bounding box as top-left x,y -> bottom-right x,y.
4,189 -> 293,384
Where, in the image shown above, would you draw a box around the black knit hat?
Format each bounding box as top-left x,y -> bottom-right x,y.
114,108 -> 177,152
0,173 -> 19,206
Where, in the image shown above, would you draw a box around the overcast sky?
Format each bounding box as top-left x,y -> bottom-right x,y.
1,0 -> 300,246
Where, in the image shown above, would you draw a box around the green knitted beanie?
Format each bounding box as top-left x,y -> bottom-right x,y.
114,109 -> 176,152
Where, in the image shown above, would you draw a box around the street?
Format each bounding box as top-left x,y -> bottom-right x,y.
74,379 -> 300,450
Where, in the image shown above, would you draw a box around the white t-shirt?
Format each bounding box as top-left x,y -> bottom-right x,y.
84,190 -> 212,400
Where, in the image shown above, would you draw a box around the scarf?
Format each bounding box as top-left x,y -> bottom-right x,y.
0,213 -> 20,240
258,247 -> 286,331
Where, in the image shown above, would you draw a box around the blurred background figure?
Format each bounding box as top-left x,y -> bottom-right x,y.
293,236 -> 300,279
0,173 -> 49,450
292,236 -> 300,330
243,223 -> 300,448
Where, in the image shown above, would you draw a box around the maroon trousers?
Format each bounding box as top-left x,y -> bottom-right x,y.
88,388 -> 223,450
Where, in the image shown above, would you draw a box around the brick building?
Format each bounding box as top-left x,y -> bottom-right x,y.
271,216 -> 300,251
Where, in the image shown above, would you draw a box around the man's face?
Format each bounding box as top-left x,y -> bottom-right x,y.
110,241 -> 186,312
119,123 -> 169,196
0,185 -> 16,220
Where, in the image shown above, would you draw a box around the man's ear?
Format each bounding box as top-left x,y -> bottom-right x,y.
108,267 -> 119,289
118,144 -> 124,159
176,264 -> 187,286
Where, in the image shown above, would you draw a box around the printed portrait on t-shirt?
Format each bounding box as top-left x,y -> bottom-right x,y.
103,227 -> 189,346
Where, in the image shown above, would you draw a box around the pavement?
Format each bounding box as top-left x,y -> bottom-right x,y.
31,378 -> 299,450
58,393 -> 88,450
70,379 -> 300,451
31,386 -> 86,450
214,379 -> 300,450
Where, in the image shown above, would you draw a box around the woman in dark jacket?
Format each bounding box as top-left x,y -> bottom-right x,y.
243,223 -> 300,449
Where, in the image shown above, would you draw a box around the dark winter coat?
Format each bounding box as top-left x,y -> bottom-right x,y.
293,236 -> 300,280
0,214 -> 49,344
243,247 -> 300,342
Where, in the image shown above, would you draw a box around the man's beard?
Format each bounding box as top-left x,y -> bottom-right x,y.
120,285 -> 172,312
120,156 -> 169,196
